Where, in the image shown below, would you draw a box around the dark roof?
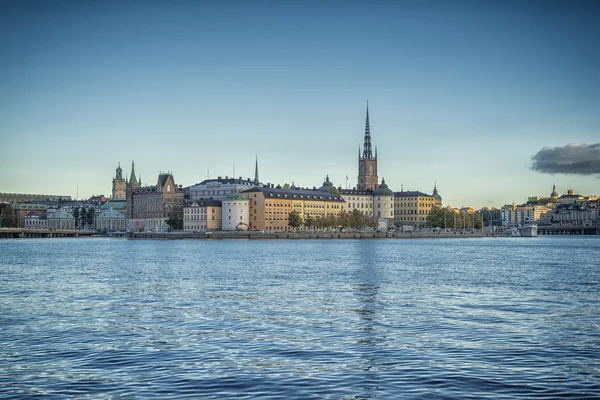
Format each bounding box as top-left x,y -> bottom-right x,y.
186,199 -> 222,207
134,185 -> 183,195
374,179 -> 394,196
194,177 -> 257,186
158,174 -> 171,188
394,191 -> 434,198
339,189 -> 373,195
242,187 -> 345,202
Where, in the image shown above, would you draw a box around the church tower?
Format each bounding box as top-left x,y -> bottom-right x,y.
112,162 -> 126,199
358,102 -> 378,191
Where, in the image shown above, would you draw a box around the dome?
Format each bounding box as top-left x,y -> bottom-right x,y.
318,175 -> 334,192
223,193 -> 249,201
373,178 -> 394,197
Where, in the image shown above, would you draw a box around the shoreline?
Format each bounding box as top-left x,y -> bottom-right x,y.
127,231 -> 494,240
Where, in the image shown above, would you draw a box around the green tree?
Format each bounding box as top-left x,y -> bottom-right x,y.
166,215 -> 183,231
86,208 -> 95,229
288,210 -> 303,230
283,183 -> 291,190
0,204 -> 17,227
304,215 -> 315,231
73,207 -> 80,228
337,210 -> 350,228
327,186 -> 341,196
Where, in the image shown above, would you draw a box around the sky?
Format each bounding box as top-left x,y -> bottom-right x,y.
1,0 -> 599,208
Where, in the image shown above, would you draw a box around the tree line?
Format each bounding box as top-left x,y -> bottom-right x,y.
288,209 -> 379,230
425,207 -> 483,229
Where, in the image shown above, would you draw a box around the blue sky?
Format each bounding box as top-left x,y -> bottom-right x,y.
1,0 -> 599,208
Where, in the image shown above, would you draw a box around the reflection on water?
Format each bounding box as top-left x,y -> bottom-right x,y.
1,237 -> 599,399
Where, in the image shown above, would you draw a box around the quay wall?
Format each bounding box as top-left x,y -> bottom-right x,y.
129,231 -> 492,240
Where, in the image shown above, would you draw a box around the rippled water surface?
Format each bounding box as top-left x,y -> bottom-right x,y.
1,237 -> 599,399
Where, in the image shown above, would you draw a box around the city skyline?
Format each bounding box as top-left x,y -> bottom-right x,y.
1,0 -> 599,209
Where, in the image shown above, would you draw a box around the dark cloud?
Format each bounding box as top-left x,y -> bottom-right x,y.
530,143 -> 600,175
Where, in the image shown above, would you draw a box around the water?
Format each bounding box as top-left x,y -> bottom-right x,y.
1,237 -> 599,399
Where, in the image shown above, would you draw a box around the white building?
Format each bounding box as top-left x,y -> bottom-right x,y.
221,194 -> 250,231
96,208 -> 126,232
373,179 -> 394,227
340,189 -> 373,217
24,213 -> 47,229
183,200 -> 222,232
48,209 -> 75,230
188,177 -> 259,201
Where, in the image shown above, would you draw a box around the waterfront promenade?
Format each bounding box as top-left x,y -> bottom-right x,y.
128,230 -> 491,240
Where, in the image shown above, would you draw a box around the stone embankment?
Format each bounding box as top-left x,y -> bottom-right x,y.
128,230 -> 491,240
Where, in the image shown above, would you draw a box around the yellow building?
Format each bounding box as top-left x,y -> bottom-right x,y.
242,187 -> 346,231
394,191 -> 441,229
183,200 -> 222,232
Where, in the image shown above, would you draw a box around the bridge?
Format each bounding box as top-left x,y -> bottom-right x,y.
0,228 -> 97,239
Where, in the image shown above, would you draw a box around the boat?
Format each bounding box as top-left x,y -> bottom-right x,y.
519,223 -> 538,237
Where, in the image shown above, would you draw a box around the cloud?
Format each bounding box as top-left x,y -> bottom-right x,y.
530,143 -> 600,175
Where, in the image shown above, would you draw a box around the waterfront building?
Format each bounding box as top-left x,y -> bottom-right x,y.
373,179 -> 394,226
47,209 -> 75,230
183,200 -> 222,232
500,204 -> 551,226
187,176 -> 259,201
111,163 -> 126,199
24,213 -> 47,229
550,201 -> 599,226
101,199 -> 127,216
127,172 -> 184,231
357,103 -> 378,191
221,194 -> 250,231
394,190 -> 439,229
242,186 -> 345,232
339,188 -> 374,217
13,203 -> 48,227
95,208 -> 126,232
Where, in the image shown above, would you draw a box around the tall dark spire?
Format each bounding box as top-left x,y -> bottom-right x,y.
129,161 -> 138,185
254,156 -> 259,186
362,101 -> 373,159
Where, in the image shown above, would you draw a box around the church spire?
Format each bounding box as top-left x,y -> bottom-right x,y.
129,161 -> 138,186
362,101 -> 373,159
254,155 -> 259,186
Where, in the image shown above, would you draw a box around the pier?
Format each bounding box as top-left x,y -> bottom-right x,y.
538,225 -> 600,235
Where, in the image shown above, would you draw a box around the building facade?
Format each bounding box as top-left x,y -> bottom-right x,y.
128,172 -> 184,230
47,209 -> 75,230
24,213 -> 47,229
373,179 -> 394,226
183,200 -> 222,232
13,203 -> 48,228
96,208 -> 126,231
221,194 -> 250,231
187,177 -> 259,201
394,190 -> 440,229
243,187 -> 346,232
339,189 -> 374,217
